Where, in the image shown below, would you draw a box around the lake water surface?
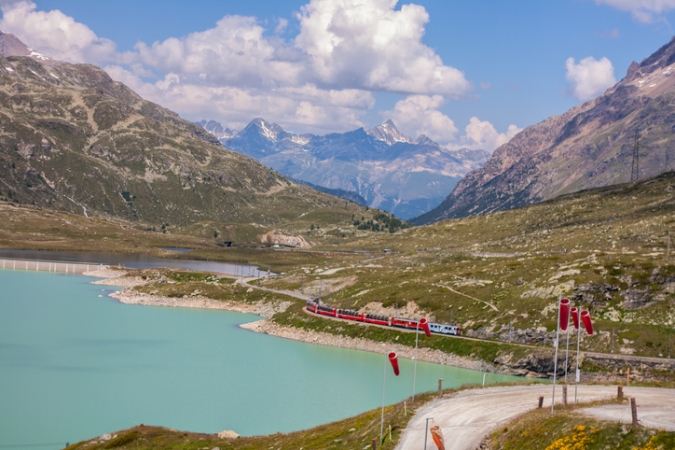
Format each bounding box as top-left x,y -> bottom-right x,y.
0,249 -> 266,276
0,270 -> 521,449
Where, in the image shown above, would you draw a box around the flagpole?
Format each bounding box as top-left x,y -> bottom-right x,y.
551,298 -> 561,413
412,321 -> 420,403
380,351 -> 387,444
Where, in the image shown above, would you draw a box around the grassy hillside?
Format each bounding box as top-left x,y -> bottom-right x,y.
258,172 -> 675,365
0,55 -> 390,239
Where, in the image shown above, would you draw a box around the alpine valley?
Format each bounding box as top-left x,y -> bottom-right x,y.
198,118 -> 489,220
0,31 -> 392,246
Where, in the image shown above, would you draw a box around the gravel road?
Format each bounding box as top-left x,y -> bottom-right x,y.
396,384 -> 675,450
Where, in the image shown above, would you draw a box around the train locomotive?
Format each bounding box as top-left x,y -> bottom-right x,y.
305,300 -> 461,336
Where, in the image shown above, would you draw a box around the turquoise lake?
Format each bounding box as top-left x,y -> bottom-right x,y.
0,269 -> 522,449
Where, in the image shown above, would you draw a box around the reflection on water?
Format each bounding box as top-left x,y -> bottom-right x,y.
0,249 -> 265,277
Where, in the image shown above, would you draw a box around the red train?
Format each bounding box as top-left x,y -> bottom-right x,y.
305,300 -> 461,336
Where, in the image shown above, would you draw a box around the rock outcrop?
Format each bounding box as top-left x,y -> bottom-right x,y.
259,231 -> 311,249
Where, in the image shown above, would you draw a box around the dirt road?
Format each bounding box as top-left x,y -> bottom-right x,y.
396,384 -> 675,450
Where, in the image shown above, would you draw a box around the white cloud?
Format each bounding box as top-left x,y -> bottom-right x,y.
565,56 -> 616,101
1,0 -> 474,136
275,18 -> 289,34
133,15 -> 304,89
457,117 -> 522,152
0,0 -> 118,63
295,0 -> 471,96
383,95 -> 458,144
596,0 -> 675,22
105,64 -> 373,134
383,96 -> 520,152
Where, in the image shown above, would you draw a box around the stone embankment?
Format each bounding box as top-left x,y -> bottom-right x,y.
109,289 -> 291,319
240,320 -> 496,373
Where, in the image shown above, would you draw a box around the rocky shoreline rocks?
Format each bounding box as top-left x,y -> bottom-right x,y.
96,269 -> 496,373
239,319 -> 496,373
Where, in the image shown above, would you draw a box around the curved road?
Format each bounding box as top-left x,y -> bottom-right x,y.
396,385 -> 675,450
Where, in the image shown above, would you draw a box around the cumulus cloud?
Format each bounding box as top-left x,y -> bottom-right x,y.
0,0 -> 473,136
383,96 -> 520,152
383,95 -> 458,144
565,56 -> 616,101
595,0 -> 675,22
295,0 -> 471,96
458,117 -> 522,152
105,64 -> 374,133
0,0 -> 118,63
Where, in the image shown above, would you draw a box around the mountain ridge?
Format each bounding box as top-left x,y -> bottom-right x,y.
0,32 -> 378,242
412,36 -> 675,225
199,117 -> 489,219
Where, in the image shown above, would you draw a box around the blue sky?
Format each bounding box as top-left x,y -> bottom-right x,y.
2,0 -> 675,151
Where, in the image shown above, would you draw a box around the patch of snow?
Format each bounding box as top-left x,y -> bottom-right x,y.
5,67 -> 14,72
29,50 -> 49,60
259,121 -> 276,140
649,83 -> 656,87
290,135 -> 310,145
49,73 -> 59,79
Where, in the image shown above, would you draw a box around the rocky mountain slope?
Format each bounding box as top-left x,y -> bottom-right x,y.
199,118 -> 489,219
0,32 -> 371,236
413,36 -> 675,225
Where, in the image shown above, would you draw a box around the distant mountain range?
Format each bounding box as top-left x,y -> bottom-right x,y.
413,36 -> 675,225
198,118 -> 489,219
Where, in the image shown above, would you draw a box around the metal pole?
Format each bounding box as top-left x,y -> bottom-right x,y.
380,351 -> 387,445
551,299 -> 561,413
574,322 -> 581,403
611,327 -> 615,353
424,417 -> 433,450
564,326 -> 570,383
412,322 -> 420,403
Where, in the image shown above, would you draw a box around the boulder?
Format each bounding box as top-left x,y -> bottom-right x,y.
259,231 -> 311,249
217,430 -> 239,439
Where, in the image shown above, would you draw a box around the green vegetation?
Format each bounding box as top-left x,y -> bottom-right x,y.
353,212 -> 409,233
67,392 -> 439,450
0,54 -> 377,239
485,403 -> 675,449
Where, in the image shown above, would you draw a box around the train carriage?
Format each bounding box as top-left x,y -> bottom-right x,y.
306,301 -> 459,336
363,313 -> 391,326
429,322 -> 461,336
337,308 -> 363,321
391,317 -> 420,331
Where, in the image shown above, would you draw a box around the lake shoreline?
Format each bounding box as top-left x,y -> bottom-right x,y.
93,268 -> 500,374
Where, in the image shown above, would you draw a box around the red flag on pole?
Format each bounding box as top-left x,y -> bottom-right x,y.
420,318 -> 431,337
430,425 -> 445,450
388,352 -> 400,376
571,307 -> 579,329
560,298 -> 570,331
581,310 -> 593,335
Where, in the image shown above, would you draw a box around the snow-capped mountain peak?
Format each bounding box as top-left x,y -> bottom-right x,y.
196,120 -> 238,140
249,118 -> 286,141
367,119 -> 414,145
0,31 -> 58,65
